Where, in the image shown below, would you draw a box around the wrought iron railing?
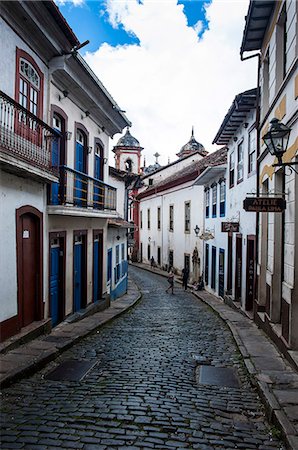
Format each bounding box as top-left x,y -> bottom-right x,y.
0,90 -> 59,173
49,166 -> 117,211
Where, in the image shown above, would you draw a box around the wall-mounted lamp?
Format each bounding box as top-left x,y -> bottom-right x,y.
87,146 -> 92,154
58,90 -> 69,101
194,225 -> 200,237
233,136 -> 238,142
243,123 -> 249,128
103,157 -> 108,164
64,131 -> 72,140
263,118 -> 296,173
116,235 -> 121,241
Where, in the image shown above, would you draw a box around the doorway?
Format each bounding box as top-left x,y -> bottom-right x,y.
16,206 -> 43,328
93,230 -> 103,302
49,233 -> 65,326
73,231 -> 87,312
211,246 -> 216,290
245,235 -> 255,310
218,248 -> 225,297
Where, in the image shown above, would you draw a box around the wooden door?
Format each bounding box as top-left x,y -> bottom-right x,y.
93,232 -> 103,302
50,235 -> 65,326
235,235 -> 242,301
218,249 -> 225,297
245,235 -> 255,310
211,246 -> 216,289
19,213 -> 40,327
74,234 -> 86,311
74,130 -> 86,206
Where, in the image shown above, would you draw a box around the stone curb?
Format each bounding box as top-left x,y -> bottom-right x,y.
131,262 -> 297,450
191,289 -> 297,450
0,280 -> 142,389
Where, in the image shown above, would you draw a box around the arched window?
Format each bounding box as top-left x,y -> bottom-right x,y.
16,49 -> 44,118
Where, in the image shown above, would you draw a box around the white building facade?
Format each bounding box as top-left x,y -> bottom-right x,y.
0,1 -> 130,341
241,0 -> 298,350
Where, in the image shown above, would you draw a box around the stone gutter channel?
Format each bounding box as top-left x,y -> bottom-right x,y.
131,262 -> 298,450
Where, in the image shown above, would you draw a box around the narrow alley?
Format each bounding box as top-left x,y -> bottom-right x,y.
0,267 -> 283,450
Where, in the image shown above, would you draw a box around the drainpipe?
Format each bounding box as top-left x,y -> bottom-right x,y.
241,51 -> 261,315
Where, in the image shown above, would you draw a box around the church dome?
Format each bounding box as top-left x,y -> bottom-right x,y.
116,127 -> 141,148
177,128 -> 207,158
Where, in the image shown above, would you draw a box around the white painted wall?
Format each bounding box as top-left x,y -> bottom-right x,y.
139,181 -> 204,278
0,170 -> 48,321
0,18 -> 49,122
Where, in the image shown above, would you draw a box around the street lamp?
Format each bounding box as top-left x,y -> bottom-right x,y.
194,225 -> 200,237
263,118 -> 297,173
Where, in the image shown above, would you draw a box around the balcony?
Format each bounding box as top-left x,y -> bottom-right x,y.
0,90 -> 59,181
48,166 -> 117,215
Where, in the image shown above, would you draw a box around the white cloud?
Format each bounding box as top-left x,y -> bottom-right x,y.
84,0 -> 257,166
55,0 -> 85,6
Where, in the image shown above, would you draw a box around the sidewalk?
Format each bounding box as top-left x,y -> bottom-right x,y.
131,262 -> 298,450
0,278 -> 141,389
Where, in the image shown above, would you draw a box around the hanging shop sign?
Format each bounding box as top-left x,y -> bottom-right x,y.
221,222 -> 239,232
243,197 -> 286,212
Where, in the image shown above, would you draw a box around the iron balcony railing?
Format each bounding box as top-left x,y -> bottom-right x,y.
0,90 -> 59,173
49,166 -> 117,211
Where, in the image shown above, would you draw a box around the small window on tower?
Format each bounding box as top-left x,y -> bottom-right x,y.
125,159 -> 133,172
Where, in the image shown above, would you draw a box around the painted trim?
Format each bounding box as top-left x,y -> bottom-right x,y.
15,48 -> 44,120
73,229 -> 88,311
50,104 -> 68,166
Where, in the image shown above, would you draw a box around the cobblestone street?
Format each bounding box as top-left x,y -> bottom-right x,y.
1,267 -> 284,449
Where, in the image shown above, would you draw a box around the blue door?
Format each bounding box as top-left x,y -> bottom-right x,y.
50,243 -> 60,326
74,237 -> 83,312
74,130 -> 85,206
107,248 -> 112,284
94,145 -> 103,209
51,115 -> 61,204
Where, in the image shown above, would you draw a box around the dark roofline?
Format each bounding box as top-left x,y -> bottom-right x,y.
43,1 -> 80,48
240,1 -> 275,55
141,149 -> 208,180
138,147 -> 227,200
212,88 -> 258,145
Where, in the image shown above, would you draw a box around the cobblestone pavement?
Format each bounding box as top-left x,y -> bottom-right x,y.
1,267 -> 284,449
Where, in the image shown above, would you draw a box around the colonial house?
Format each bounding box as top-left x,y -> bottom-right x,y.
0,1 -> 130,341
136,131 -> 227,284
211,88 -> 258,311
241,0 -> 298,350
194,149 -> 228,297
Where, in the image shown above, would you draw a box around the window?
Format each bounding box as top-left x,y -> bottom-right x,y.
140,210 -> 143,229
205,244 -> 209,285
184,201 -> 190,233
18,57 -> 41,117
147,208 -> 150,229
121,243 -> 125,261
248,129 -> 256,174
212,184 -> 217,218
169,205 -> 174,231
147,244 -> 151,260
229,151 -> 235,188
157,207 -> 161,230
125,159 -> 133,172
237,141 -> 243,182
107,249 -> 112,282
115,244 -> 121,282
205,188 -> 210,218
219,180 -> 226,217
149,178 -> 153,186
140,242 -> 143,262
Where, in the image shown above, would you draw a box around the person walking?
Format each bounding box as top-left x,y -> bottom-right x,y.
166,268 -> 174,294
182,267 -> 189,291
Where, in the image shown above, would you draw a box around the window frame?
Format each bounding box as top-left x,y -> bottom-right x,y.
184,201 -> 191,233
229,150 -> 235,188
219,179 -> 226,217
212,184 -> 217,218
157,207 -> 161,230
205,188 -> 210,218
248,128 -> 256,175
169,204 -> 174,232
237,140 -> 244,183
140,210 -> 143,229
147,208 -> 151,230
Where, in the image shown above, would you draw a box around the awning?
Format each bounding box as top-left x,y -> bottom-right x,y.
108,219 -> 135,229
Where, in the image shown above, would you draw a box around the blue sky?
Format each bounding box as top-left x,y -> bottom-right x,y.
56,0 -> 255,164
57,0 -> 211,53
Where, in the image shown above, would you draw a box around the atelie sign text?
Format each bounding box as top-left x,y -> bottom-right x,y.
243,197 -> 286,213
